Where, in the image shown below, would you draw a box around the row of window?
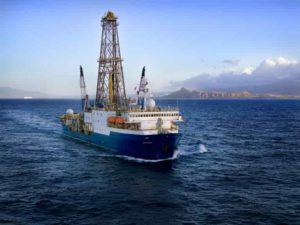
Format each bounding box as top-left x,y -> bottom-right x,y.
129,113 -> 179,118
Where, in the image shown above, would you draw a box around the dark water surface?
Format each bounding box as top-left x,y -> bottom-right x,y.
0,99 -> 299,225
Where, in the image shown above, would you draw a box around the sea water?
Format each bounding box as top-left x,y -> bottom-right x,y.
0,99 -> 299,224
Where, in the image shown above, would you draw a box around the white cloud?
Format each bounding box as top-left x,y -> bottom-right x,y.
223,59 -> 240,66
242,67 -> 254,75
259,57 -> 297,68
261,58 -> 277,67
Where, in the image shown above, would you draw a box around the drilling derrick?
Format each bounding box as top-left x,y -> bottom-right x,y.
96,11 -> 127,111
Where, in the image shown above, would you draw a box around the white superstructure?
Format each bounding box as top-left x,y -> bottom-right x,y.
75,106 -> 182,136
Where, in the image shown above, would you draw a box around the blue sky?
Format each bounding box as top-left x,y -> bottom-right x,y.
1,0 -> 300,96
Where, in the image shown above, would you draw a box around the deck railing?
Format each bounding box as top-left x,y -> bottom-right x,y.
127,106 -> 179,113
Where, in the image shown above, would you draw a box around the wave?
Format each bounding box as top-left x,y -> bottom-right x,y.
3,109 -> 60,134
96,143 -> 208,164
199,144 -> 208,153
178,143 -> 208,156
98,150 -> 180,163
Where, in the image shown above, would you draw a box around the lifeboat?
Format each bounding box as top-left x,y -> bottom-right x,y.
107,116 -> 125,124
107,116 -> 116,124
115,117 -> 125,124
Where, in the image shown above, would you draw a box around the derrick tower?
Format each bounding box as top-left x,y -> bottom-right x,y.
96,11 -> 127,110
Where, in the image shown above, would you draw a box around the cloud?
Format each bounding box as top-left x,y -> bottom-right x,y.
259,57 -> 297,68
242,67 -> 254,75
223,59 -> 240,66
170,57 -> 300,95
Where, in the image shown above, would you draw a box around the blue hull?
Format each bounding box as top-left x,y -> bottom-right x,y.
62,125 -> 181,160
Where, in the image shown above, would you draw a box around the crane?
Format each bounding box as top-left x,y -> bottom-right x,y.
80,65 -> 90,111
137,66 -> 148,109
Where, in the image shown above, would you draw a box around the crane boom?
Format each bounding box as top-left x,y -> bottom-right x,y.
137,66 -> 148,109
80,66 -> 86,98
80,65 -> 90,111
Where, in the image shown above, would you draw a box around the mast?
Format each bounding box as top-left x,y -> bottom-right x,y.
80,65 -> 90,111
95,11 -> 127,111
137,66 -> 148,109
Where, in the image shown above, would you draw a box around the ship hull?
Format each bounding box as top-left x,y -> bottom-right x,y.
62,125 -> 181,160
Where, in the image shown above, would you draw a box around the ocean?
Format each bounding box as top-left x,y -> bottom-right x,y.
0,99 -> 299,225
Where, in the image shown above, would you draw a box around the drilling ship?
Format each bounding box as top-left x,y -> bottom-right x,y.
60,11 -> 182,160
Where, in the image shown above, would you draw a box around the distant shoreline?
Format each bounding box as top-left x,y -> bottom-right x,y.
1,98 -> 300,101
157,97 -> 300,100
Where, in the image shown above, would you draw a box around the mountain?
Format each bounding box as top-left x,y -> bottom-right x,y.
161,88 -> 253,99
160,88 -> 299,99
163,88 -> 200,99
0,87 -> 52,99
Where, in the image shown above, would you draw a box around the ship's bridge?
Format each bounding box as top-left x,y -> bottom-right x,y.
126,106 -> 181,120
120,106 -> 182,131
